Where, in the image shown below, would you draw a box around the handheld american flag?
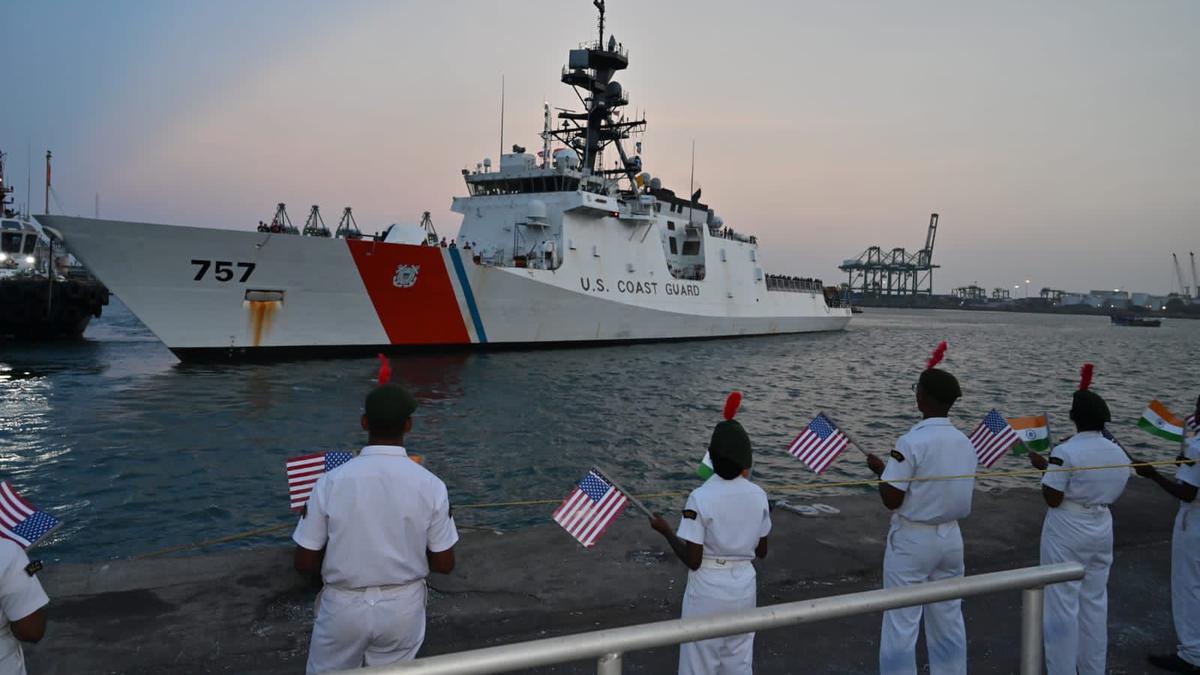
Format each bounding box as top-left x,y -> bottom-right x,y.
788,413 -> 850,474
286,451 -> 354,510
0,482 -> 60,549
552,468 -> 629,548
970,410 -> 1020,468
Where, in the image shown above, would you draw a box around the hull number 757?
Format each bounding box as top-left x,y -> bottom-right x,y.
191,259 -> 256,282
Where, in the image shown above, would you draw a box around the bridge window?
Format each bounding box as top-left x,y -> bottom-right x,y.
669,237 -> 677,254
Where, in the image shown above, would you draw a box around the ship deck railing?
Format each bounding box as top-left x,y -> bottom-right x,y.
341,562 -> 1083,675
765,276 -> 823,293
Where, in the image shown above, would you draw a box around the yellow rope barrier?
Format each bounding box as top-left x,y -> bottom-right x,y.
132,458 -> 1185,559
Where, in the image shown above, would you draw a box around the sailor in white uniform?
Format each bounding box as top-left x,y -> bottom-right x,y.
293,382 -> 459,674
1139,395 -> 1200,673
0,539 -> 48,675
1028,384 -> 1129,675
866,366 -> 976,675
651,413 -> 771,675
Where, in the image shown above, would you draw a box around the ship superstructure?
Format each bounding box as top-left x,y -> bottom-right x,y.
0,150 -> 109,339
37,2 -> 849,360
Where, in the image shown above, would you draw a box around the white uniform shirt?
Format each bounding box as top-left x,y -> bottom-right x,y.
1178,431 -> 1200,493
675,476 -> 771,561
880,417 -> 977,524
293,445 -> 459,589
1040,431 -> 1129,506
0,539 -> 48,668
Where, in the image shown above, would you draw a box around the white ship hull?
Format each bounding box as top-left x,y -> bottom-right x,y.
38,215 -> 849,360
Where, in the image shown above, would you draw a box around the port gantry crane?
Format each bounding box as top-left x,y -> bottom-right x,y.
1172,253 -> 1191,300
839,213 -> 940,298
1191,252 -> 1198,302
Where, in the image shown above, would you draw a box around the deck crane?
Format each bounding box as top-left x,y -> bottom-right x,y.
1173,253 -> 1190,298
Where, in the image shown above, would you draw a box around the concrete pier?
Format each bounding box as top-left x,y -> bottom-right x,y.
25,481 -> 1183,673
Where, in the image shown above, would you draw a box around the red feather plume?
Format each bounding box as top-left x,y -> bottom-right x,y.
377,353 -> 393,385
926,341 -> 948,369
1078,363 -> 1094,391
723,391 -> 742,420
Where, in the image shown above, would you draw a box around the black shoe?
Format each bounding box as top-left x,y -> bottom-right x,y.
1148,653 -> 1200,673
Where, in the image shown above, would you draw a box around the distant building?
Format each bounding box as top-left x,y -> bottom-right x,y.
952,285 -> 987,301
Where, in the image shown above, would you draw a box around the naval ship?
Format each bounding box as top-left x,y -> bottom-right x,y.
0,151 -> 109,340
38,2 -> 850,361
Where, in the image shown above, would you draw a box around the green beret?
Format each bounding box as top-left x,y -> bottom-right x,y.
709,419 -> 752,470
919,368 -> 962,405
1071,389 -> 1111,424
365,383 -> 418,428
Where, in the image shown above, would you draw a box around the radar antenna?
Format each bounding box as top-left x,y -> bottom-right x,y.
550,0 -> 646,192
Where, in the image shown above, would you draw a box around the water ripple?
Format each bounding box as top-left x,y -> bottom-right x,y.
1,301 -> 1198,562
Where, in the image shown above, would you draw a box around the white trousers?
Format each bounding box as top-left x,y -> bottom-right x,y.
880,519 -> 967,675
679,564 -> 757,675
1040,507 -> 1113,675
306,581 -> 428,674
0,637 -> 26,675
1173,505 -> 1200,666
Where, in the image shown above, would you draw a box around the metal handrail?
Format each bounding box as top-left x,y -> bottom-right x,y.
345,562 -> 1084,675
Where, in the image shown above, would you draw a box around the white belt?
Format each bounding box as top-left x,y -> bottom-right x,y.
323,579 -> 424,607
699,557 -> 753,570
326,579 -> 423,595
895,515 -> 958,533
1057,500 -> 1108,513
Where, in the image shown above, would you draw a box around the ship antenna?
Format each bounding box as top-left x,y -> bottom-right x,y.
25,141 -> 31,218
688,139 -> 696,225
44,150 -> 51,215
499,75 -> 505,161
594,0 -> 605,45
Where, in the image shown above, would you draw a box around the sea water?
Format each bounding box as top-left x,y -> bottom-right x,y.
1,300 -> 1197,561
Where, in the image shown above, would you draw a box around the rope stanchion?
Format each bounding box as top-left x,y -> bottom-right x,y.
132,459 -> 1183,560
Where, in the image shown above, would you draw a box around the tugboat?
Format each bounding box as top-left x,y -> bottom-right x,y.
1110,314 -> 1161,327
38,1 -> 849,360
0,151 -> 108,339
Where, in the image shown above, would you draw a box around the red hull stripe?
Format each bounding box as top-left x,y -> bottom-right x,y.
346,241 -> 470,345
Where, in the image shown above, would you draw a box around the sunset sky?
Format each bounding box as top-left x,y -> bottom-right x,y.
2,1 -> 1197,295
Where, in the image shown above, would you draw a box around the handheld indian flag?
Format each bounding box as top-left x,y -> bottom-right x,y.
697,452 -> 715,479
1007,415 -> 1050,455
1138,400 -> 1186,443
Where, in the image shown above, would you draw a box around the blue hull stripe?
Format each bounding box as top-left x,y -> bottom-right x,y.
448,248 -> 488,344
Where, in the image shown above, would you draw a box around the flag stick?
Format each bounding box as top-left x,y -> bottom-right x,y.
1104,428 -> 1136,462
594,466 -> 654,518
820,411 -> 870,457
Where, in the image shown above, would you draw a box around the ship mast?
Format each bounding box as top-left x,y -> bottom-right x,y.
0,151 -> 14,218
550,0 -> 646,192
